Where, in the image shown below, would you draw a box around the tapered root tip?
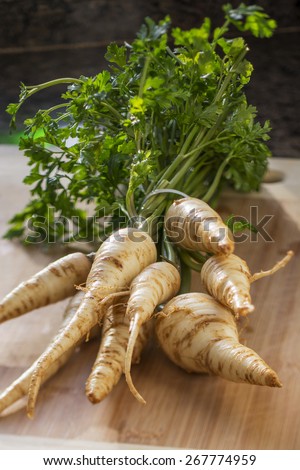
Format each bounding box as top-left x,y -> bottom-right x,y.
124,368 -> 146,405
250,250 -> 295,283
218,239 -> 234,255
265,371 -> 282,388
86,388 -> 105,405
252,363 -> 282,388
235,303 -> 255,317
27,409 -> 35,420
124,317 -> 146,404
85,380 -> 112,404
27,373 -> 42,419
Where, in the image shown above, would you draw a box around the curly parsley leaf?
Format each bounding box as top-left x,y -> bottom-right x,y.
223,3 -> 277,38
5,4 -> 275,244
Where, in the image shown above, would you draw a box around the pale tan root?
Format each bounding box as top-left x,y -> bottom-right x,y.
164,198 -> 234,255
124,261 -> 181,404
0,291 -> 99,415
201,251 -> 294,318
0,350 -> 74,416
250,250 -> 294,283
155,293 -> 282,387
207,340 -> 282,387
0,252 -> 94,324
85,297 -> 152,404
96,290 -> 131,314
27,228 -> 157,418
201,254 -> 254,318
125,316 -> 146,404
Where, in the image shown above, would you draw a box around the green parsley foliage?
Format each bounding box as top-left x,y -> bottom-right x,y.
5,4 -> 275,245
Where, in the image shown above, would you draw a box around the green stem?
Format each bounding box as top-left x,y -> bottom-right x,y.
139,56 -> 151,98
134,55 -> 151,152
156,125 -> 200,186
182,159 -> 208,190
126,57 -> 152,218
102,101 -> 122,120
25,78 -> 83,99
190,250 -> 209,264
143,188 -> 189,205
55,112 -> 71,123
14,78 -> 84,121
161,234 -> 180,267
141,180 -> 170,216
179,261 -> 192,294
166,46 -> 183,64
179,250 -> 203,272
183,165 -> 212,197
140,200 -> 166,237
163,128 -> 230,192
180,134 -> 233,161
168,157 -> 197,188
125,192 -> 137,218
169,133 -> 234,191
215,49 -> 248,103
44,103 -> 68,114
202,156 -> 232,202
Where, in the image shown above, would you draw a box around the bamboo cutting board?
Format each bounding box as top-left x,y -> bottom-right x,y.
0,146 -> 299,450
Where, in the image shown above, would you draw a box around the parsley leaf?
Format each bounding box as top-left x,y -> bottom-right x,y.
5,4 -> 275,245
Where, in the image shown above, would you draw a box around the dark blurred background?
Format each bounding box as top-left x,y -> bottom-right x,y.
0,0 -> 299,157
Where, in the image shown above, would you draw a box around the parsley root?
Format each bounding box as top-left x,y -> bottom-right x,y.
201,251 -> 294,317
124,261 -> 181,404
155,293 -> 281,387
0,252 -> 94,324
0,291 -> 100,415
85,297 -> 152,404
164,198 -> 234,255
26,228 -> 156,417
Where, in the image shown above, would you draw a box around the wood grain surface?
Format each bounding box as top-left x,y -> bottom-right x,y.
0,146 -> 299,449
